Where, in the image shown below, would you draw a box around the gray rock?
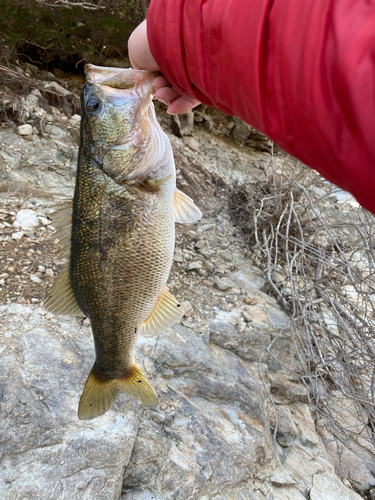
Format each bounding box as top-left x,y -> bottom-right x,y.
187,260 -> 202,271
44,124 -> 70,143
212,276 -> 233,290
269,372 -> 308,404
229,266 -> 266,292
232,117 -> 251,142
123,325 -> 276,499
316,420 -> 375,491
0,130 -> 76,197
210,320 -> 272,362
25,89 -> 43,108
310,472 -> 363,500
0,305 -> 142,500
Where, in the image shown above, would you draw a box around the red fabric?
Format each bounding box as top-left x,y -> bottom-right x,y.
147,0 -> 375,214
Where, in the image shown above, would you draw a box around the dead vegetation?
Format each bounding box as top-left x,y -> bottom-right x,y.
229,162 -> 375,451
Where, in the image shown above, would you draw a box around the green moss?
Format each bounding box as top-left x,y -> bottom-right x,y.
0,0 -> 145,68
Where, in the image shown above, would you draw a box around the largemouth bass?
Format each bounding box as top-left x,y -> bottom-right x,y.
44,64 -> 201,420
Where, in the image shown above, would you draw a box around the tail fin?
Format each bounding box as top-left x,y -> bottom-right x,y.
78,363 -> 158,420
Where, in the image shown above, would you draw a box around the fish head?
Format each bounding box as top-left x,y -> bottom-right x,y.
81,65 -> 162,183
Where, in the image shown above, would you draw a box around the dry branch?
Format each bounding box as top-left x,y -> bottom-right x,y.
229,164 -> 375,450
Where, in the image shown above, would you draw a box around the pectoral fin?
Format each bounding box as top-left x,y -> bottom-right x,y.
174,189 -> 202,224
144,175 -> 172,192
139,288 -> 184,337
78,362 -> 158,420
43,269 -> 82,316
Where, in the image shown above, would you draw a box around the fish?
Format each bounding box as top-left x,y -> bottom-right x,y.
44,64 -> 201,420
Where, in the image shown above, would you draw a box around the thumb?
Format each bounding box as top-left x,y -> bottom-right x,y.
128,20 -> 160,72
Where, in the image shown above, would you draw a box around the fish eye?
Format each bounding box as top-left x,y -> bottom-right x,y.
86,98 -> 101,113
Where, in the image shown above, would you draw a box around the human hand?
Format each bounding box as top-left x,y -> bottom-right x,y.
128,20 -> 201,114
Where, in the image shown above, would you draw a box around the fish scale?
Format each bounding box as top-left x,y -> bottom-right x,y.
44,65 -> 202,420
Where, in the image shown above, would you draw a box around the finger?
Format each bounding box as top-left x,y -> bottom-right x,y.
167,96 -> 201,115
128,21 -> 160,72
153,76 -> 172,90
155,86 -> 181,104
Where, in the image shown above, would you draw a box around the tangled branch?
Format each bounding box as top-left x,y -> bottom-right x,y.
229,163 -> 375,450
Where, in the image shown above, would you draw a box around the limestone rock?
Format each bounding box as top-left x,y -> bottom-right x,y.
18,124 -> 33,136
210,320 -> 272,362
0,304 -> 142,500
183,136 -> 199,151
310,472 -> 363,500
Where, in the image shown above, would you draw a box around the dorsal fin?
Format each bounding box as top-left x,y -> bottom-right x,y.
139,288 -> 184,337
43,269 -> 83,316
174,189 -> 202,224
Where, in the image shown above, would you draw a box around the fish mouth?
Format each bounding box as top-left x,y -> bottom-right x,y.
85,64 -> 157,92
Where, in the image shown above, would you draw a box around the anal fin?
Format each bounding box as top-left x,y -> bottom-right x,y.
78,362 -> 157,420
43,269 -> 82,316
174,189 -> 202,224
139,288 -> 184,337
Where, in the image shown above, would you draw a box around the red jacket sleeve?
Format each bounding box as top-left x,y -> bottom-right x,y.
147,0 -> 375,214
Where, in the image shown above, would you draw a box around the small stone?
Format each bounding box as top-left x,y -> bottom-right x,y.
183,137 -> 199,151
194,240 -> 206,249
237,318 -> 246,333
187,261 -> 202,271
37,266 -> 46,273
221,304 -> 234,312
0,274 -> 9,279
229,316 -> 238,326
242,310 -> 253,322
181,302 -> 194,317
232,117 -> 251,142
45,268 -> 54,277
274,272 -> 284,283
30,274 -> 43,284
244,297 -> 257,305
12,231 -> 24,240
213,276 -> 233,291
173,254 -> 184,263
14,209 -> 39,230
18,124 -> 33,136
17,296 -> 26,304
31,298 -> 39,303
83,318 -> 90,327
